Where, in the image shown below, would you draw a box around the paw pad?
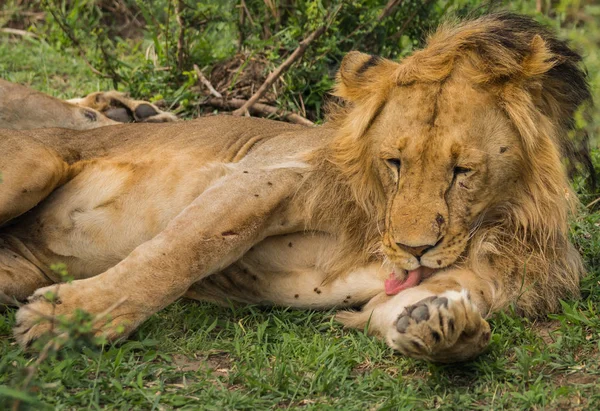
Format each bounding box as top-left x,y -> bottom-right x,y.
432,297 -> 448,307
396,315 -> 411,333
411,305 -> 430,322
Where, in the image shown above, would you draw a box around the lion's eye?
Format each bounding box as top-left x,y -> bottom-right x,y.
386,158 -> 401,169
454,166 -> 472,175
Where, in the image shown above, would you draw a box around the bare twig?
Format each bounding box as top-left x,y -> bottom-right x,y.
43,2 -> 113,79
175,0 -> 186,70
205,98 -> 314,126
94,296 -> 129,325
378,0 -> 404,21
0,28 -> 37,38
232,24 -> 327,116
11,337 -> 63,411
238,0 -> 246,51
165,0 -> 172,68
336,0 -> 402,47
193,64 -> 222,98
240,0 -> 255,26
388,0 -> 434,42
586,197 -> 600,209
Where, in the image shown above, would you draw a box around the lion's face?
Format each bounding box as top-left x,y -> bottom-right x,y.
367,76 -> 523,271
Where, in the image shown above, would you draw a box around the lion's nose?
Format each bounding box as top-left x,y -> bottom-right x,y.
396,242 -> 434,258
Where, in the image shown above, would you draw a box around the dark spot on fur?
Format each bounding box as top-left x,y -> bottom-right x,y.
343,300 -> 348,304
288,242 -> 293,248
83,109 -> 97,122
294,294 -> 299,299
251,275 -> 258,281
435,214 -> 445,226
221,230 -> 237,236
313,287 -> 322,294
254,194 -> 259,197
242,268 -> 248,274
267,182 -> 273,186
500,146 -> 508,153
243,171 -> 248,174
437,260 -> 442,266
21,188 -> 28,194
346,295 -> 351,299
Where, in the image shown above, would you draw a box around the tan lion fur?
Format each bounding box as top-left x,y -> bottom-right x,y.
306,13 -> 590,317
0,13 -> 592,362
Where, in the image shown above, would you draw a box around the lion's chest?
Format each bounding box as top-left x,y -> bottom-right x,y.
187,232 -> 389,309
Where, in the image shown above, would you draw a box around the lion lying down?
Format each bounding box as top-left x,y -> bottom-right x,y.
0,13 -> 592,362
0,79 -> 177,130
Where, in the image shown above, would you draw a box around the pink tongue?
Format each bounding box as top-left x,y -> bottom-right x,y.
385,268 -> 431,296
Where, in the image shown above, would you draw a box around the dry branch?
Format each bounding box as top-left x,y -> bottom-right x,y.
378,0 -> 404,21
0,28 -> 37,37
388,0 -> 433,42
232,24 -> 327,117
44,4 -> 114,79
205,98 -> 314,126
175,0 -> 185,70
194,64 -> 222,98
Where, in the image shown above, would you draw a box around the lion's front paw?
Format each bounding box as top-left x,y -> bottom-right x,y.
387,289 -> 491,363
14,282 -> 137,348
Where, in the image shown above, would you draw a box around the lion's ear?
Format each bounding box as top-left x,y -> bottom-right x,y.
501,33 -> 590,154
520,35 -> 556,79
335,51 -> 397,103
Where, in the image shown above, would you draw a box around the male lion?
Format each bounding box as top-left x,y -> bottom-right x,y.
0,79 -> 176,130
0,13 -> 592,362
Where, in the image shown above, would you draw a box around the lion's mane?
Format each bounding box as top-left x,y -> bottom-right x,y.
302,13 -> 592,314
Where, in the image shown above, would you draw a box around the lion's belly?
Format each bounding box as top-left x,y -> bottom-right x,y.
186,232 -> 390,309
4,154 -> 232,279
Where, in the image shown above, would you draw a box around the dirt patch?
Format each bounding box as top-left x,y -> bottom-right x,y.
172,351 -> 232,377
351,358 -> 429,381
533,320 -> 562,345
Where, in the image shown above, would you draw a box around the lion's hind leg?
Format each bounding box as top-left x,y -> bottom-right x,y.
0,236 -> 54,306
0,131 -> 71,226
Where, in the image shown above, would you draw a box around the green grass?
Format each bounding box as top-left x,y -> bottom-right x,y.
1,19 -> 600,411
0,36 -> 113,98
